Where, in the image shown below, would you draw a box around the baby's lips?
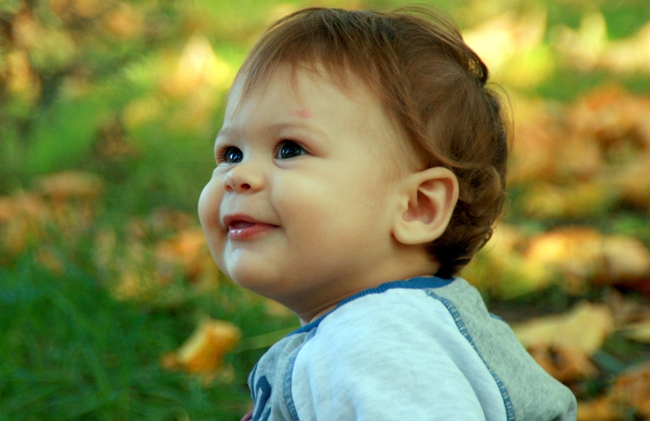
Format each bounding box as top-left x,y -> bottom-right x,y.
222,213 -> 260,230
229,220 -> 255,230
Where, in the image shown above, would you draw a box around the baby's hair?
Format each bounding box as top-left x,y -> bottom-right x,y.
235,7 -> 509,278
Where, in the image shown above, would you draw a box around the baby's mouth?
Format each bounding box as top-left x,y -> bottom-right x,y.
223,214 -> 276,240
229,220 -> 255,230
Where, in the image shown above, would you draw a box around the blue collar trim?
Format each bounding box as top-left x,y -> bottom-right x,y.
290,276 -> 454,336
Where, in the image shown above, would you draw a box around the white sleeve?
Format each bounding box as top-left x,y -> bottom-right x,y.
290,290 -> 504,421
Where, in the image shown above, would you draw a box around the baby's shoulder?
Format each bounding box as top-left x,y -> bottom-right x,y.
307,285 -> 474,357
288,285 -> 509,419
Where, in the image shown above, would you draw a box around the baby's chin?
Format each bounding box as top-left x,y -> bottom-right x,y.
225,266 -> 285,298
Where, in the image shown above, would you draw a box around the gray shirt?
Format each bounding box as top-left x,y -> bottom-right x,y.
247,276 -> 578,421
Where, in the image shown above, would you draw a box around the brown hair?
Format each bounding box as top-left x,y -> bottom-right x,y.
235,7 -> 509,278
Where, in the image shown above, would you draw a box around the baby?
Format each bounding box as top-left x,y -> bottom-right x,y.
198,6 -> 577,421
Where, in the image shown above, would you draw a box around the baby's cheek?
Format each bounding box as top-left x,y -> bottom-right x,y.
198,181 -> 223,228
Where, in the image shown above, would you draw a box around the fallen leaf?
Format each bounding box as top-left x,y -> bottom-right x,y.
463,224 -> 552,298
525,227 -> 602,293
512,302 -> 614,381
513,301 -> 614,355
615,156 -> 650,212
566,86 -> 650,170
599,235 -> 650,285
155,228 -> 208,280
524,228 -> 650,292
161,318 -> 241,383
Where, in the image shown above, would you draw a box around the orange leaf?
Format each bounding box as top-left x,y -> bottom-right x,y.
161,318 -> 241,377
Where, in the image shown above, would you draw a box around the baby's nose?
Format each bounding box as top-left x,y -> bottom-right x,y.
223,165 -> 264,193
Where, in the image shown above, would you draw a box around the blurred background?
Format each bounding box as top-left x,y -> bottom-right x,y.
1,0 -> 650,419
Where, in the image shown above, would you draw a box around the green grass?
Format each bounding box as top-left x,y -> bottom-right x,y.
0,251 -> 297,420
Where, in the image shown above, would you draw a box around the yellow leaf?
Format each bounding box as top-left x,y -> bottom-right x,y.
600,235 -> 650,284
161,319 -> 241,381
525,227 -> 602,293
512,302 -> 614,382
523,228 -> 650,291
512,301 -> 614,355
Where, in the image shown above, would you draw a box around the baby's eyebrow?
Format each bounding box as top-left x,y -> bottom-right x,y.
216,127 -> 237,140
217,122 -> 325,140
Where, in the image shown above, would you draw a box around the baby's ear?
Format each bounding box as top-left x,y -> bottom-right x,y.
392,167 -> 459,245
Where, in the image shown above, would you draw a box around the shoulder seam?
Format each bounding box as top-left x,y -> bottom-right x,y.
284,329 -> 317,421
425,288 -> 516,421
290,276 -> 454,336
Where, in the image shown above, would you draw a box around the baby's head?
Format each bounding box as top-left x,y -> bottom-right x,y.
235,7 -> 508,278
199,7 -> 508,320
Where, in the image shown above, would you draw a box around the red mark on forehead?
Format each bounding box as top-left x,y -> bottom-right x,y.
293,109 -> 311,119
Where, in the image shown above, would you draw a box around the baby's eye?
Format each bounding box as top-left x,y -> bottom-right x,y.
219,146 -> 243,164
276,140 -> 307,159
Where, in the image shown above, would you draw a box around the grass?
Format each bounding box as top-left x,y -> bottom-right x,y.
0,250 -> 298,420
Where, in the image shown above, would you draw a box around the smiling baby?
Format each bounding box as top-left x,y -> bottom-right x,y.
198,6 -> 577,421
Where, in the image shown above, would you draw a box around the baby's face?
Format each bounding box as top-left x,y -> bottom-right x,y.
198,65 -> 414,320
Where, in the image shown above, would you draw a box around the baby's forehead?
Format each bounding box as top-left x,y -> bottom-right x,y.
225,62 -> 378,126
235,60 -> 376,104
226,62 -> 422,172
226,62 -> 381,132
